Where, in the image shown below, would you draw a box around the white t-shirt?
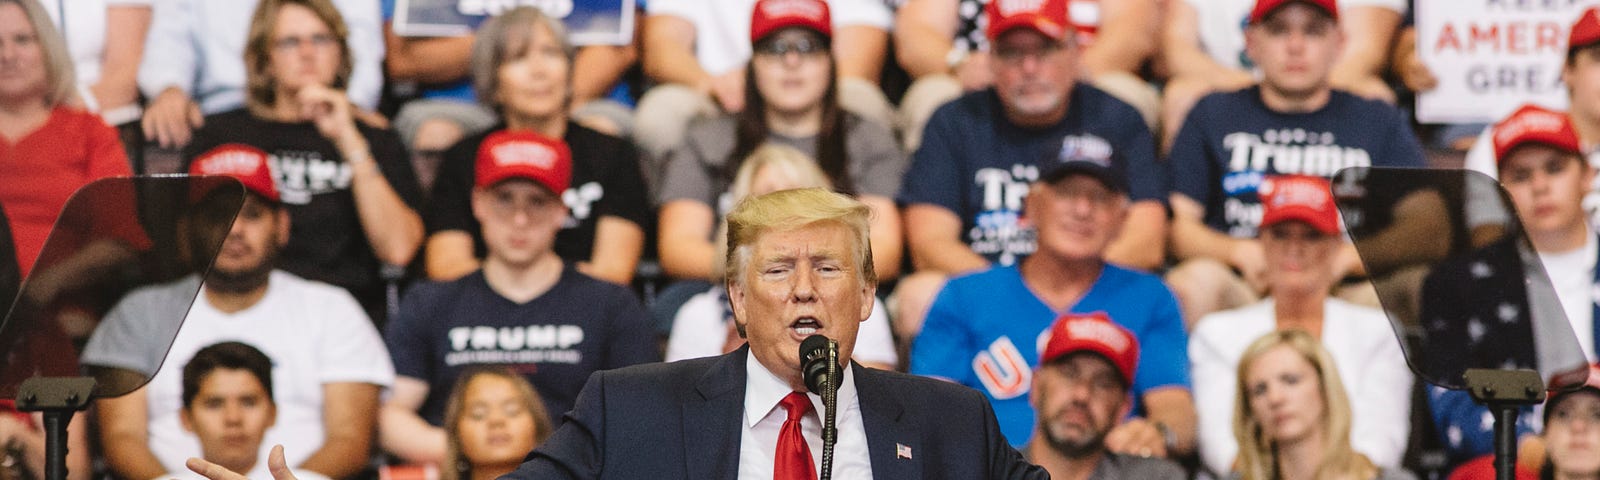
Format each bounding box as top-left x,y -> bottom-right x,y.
1538,233 -> 1599,359
1188,298 -> 1413,477
664,287 -> 899,368
1184,0 -> 1406,71
83,270 -> 394,475
39,0 -> 151,121
647,0 -> 893,76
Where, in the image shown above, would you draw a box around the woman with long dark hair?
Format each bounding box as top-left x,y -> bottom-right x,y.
655,0 -> 904,283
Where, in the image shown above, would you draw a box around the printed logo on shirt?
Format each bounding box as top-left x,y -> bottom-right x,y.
1217,129 -> 1372,237
970,165 -> 1039,266
269,150 -> 353,205
974,336 -> 1031,399
445,324 -> 586,366
1058,134 -> 1112,166
456,0 -> 573,18
563,181 -> 603,229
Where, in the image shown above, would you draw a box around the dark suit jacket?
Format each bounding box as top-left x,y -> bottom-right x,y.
506,346 -> 1048,479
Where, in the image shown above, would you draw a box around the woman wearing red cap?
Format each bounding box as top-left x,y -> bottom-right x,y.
655,0 -> 905,288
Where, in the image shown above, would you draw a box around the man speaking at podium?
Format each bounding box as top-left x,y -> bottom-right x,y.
501,187 -> 1046,479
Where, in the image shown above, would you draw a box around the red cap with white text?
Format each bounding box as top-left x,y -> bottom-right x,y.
1249,0 -> 1338,24
190,144 -> 279,202
475,130 -> 572,195
1039,312 -> 1139,386
1491,104 -> 1581,161
750,0 -> 831,43
1258,175 -> 1340,236
985,0 -> 1071,42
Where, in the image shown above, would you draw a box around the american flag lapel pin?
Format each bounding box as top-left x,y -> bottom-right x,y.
896,443 -> 913,460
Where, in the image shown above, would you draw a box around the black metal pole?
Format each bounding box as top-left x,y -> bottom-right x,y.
1493,404 -> 1518,480
41,410 -> 69,480
819,340 -> 838,480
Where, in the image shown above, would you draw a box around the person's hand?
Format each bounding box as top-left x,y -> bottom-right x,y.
188,445 -> 298,480
1229,239 -> 1268,293
1396,54 -> 1439,93
1332,74 -> 1397,104
955,50 -> 994,92
1517,435 -> 1546,474
1102,417 -> 1169,459
143,87 -> 205,148
295,84 -> 358,144
709,69 -> 745,113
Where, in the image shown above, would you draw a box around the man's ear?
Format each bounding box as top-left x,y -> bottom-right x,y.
727,279 -> 749,339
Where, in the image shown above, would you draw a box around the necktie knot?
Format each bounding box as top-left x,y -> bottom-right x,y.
781,392 -> 812,421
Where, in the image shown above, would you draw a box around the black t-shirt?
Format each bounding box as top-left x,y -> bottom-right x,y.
427,122 -> 652,263
184,109 -> 425,314
384,266 -> 658,424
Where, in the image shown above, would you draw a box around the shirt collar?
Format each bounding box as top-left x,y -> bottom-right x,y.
743,351 -> 858,427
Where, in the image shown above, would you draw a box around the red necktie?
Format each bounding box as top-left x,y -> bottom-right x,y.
774,392 -> 816,480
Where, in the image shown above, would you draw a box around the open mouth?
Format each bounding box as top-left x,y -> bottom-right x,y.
791,317 -> 821,336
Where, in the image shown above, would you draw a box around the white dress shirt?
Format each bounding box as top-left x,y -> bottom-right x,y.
739,354 -> 874,479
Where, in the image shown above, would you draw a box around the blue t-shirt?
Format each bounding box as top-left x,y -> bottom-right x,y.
909,264 -> 1190,447
1168,86 -> 1427,238
898,85 -> 1167,267
384,266 -> 658,425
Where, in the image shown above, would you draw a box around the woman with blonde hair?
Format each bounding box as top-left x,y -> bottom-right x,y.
441,368 -> 553,480
1233,329 -> 1414,480
664,144 -> 896,369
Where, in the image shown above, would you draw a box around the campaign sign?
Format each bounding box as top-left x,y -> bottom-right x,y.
394,0 -> 635,45
1416,0 -> 1600,124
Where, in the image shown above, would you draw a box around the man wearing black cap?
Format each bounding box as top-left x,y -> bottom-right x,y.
911,154 -> 1195,459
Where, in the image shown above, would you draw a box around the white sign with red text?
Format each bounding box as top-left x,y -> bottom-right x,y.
1416,0 -> 1600,123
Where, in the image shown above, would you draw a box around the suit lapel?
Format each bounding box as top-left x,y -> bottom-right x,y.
856,364 -> 922,479
683,347 -> 749,480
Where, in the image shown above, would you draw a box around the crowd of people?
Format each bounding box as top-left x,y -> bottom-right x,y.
8,0 -> 1600,478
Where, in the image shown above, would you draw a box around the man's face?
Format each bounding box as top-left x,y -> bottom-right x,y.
990,28 -> 1077,126
728,222 -> 875,388
1564,47 -> 1600,127
1027,175 -> 1126,263
181,369 -> 276,474
1245,3 -> 1342,100
1260,221 -> 1339,297
1499,145 -> 1594,243
472,180 -> 567,268
212,195 -> 286,279
1031,353 -> 1128,458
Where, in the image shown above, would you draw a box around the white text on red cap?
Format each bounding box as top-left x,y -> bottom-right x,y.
199,150 -> 266,176
1495,110 -> 1567,146
997,0 -> 1048,16
1065,318 -> 1131,354
491,141 -> 559,169
760,0 -> 826,22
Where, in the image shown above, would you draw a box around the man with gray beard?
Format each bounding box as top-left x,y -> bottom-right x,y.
1026,313 -> 1184,480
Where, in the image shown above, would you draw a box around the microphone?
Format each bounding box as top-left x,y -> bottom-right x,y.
800,334 -> 837,395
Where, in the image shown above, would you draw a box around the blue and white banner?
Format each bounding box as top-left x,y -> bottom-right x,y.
393,0 -> 635,46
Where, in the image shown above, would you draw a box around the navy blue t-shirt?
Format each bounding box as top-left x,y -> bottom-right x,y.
1169,86 -> 1427,238
898,85 -> 1166,266
384,266 -> 658,424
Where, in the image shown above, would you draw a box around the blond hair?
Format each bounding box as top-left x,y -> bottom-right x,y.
441,368 -> 553,480
724,187 -> 875,287
243,0 -> 352,110
1233,329 -> 1377,480
2,0 -> 74,106
710,144 -> 835,280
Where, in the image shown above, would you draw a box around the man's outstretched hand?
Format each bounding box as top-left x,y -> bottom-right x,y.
187,445 -> 298,480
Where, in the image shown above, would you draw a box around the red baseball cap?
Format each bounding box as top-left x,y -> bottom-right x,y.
985,0 -> 1071,42
750,0 -> 831,43
475,130 -> 572,195
1491,104 -> 1581,162
1249,0 -> 1338,24
1039,312 -> 1139,387
190,144 -> 279,203
1570,7 -> 1600,53
1258,175 -> 1340,236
